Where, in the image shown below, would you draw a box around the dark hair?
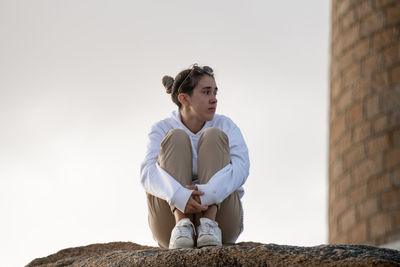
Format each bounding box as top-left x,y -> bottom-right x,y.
162,65 -> 214,109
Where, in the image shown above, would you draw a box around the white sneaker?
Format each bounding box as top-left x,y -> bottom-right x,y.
169,218 -> 195,249
197,217 -> 222,248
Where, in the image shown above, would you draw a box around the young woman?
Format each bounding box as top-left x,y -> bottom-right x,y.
140,64 -> 250,249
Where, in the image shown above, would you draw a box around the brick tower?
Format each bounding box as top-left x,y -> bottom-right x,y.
329,0 -> 400,248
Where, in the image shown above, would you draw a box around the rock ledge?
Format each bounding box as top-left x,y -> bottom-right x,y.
27,241 -> 400,266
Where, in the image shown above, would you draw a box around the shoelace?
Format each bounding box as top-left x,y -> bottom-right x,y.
199,222 -> 215,236
176,221 -> 196,237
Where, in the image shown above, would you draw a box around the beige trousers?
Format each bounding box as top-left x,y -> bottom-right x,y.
147,127 -> 243,248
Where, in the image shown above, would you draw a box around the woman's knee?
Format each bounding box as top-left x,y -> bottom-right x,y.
158,128 -> 193,187
164,129 -> 189,141
161,129 -> 191,150
201,127 -> 227,139
199,127 -> 229,147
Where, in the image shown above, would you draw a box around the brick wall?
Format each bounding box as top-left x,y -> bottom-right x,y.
329,0 -> 400,245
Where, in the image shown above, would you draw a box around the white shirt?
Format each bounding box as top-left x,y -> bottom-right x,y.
140,110 -> 250,213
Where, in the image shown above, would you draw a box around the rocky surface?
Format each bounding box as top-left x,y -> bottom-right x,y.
27,241 -> 400,266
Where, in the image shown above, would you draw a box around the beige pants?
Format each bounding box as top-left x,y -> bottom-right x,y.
147,127 -> 243,248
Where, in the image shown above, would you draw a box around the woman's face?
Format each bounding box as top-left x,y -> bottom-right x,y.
185,75 -> 218,122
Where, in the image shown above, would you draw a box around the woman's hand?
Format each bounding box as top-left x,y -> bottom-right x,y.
185,185 -> 202,204
184,186 -> 208,214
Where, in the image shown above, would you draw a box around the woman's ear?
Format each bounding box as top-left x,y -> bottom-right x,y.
178,93 -> 190,107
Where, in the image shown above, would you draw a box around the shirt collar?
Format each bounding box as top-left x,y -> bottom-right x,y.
171,109 -> 212,136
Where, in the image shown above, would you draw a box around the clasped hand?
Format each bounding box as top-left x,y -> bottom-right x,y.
183,185 -> 208,214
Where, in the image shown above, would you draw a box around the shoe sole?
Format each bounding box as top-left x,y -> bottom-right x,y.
197,237 -> 221,248
170,238 -> 194,249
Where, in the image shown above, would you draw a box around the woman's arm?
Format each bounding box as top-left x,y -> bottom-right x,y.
140,124 -> 194,213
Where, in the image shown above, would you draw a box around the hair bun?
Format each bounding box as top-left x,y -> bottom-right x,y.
162,75 -> 174,94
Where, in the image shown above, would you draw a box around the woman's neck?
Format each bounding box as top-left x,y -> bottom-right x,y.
179,109 -> 205,134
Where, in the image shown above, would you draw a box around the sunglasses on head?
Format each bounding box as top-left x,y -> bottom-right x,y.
177,64 -> 214,94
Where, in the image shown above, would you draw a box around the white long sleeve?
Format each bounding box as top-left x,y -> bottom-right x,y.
140,123 -> 194,213
140,110 -> 250,212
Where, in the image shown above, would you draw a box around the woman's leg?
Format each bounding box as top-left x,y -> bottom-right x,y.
197,127 -> 243,244
147,129 -> 193,248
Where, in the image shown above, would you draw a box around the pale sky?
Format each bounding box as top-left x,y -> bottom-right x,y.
0,1 -> 330,266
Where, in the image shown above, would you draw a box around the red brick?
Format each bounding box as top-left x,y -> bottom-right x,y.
337,88 -> 353,112
331,113 -> 346,143
328,196 -> 335,216
349,222 -> 367,244
337,0 -> 352,18
392,166 -> 400,187
372,114 -> 388,133
357,196 -> 379,219
332,38 -> 343,59
381,187 -> 400,210
353,121 -> 371,143
337,131 -> 352,156
354,38 -> 370,61
333,233 -> 349,244
330,145 -> 337,165
340,49 -> 355,71
372,71 -> 389,90
335,173 -> 351,196
344,143 -> 366,168
330,134 -> 349,166
329,202 -> 336,222
386,146 -> 400,169
339,206 -> 356,233
332,19 -> 340,43
372,28 -> 395,50
330,105 -> 337,125
331,60 -> 340,81
361,12 -> 384,37
331,77 -> 342,101
374,0 -> 397,8
330,97 -> 338,114
331,60 -> 339,80
363,53 -> 382,75
384,88 -> 400,112
346,101 -> 364,127
386,3 -> 400,25
391,128 -> 400,146
329,184 -> 337,204
384,44 -> 400,67
365,94 -> 381,118
332,0 -> 338,22
391,65 -> 400,84
352,155 -> 383,185
331,158 -> 344,181
341,9 -> 356,31
353,78 -> 372,101
370,212 -> 393,239
344,63 -> 361,88
367,133 -> 389,155
329,141 -> 336,160
368,172 -> 391,194
329,222 -> 339,242
395,209 -> 400,231
389,109 -> 400,128
332,194 -> 349,220
357,0 -> 373,18
349,182 -> 368,205
343,25 -> 360,50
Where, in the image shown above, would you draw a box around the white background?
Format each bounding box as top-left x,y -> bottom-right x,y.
0,1 -> 330,266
